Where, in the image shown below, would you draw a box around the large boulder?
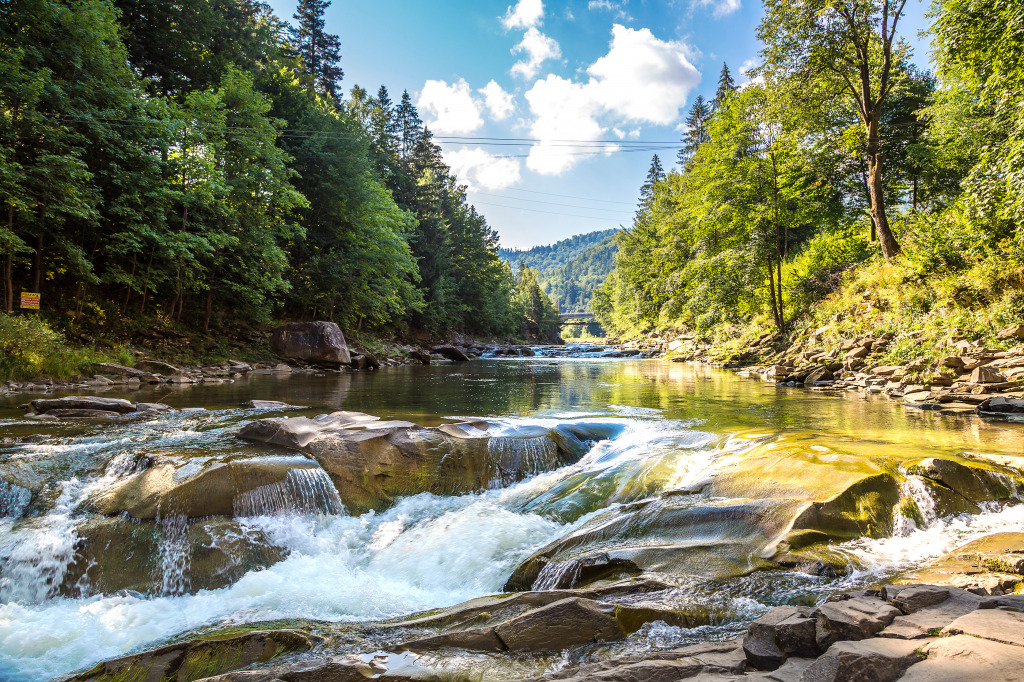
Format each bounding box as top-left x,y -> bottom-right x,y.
270,321 -> 351,365
57,516 -> 288,597
90,454 -> 342,520
906,458 -> 1022,504
238,413 -> 588,514
901,532 -> 1024,595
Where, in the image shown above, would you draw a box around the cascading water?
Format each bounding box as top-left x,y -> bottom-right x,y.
157,515 -> 191,596
233,467 -> 344,517
893,476 -> 939,535
488,435 -> 560,488
0,480 -> 30,519
531,558 -> 582,591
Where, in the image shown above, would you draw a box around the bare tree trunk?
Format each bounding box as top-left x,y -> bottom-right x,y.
203,284 -> 213,332
4,205 -> 12,313
866,118 -> 901,258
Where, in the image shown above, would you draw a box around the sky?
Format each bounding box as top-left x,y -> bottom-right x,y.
265,0 -> 932,249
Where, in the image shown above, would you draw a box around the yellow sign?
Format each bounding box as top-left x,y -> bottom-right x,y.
20,292 -> 40,309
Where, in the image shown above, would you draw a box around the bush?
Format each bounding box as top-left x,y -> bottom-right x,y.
785,228 -> 874,313
0,313 -> 132,380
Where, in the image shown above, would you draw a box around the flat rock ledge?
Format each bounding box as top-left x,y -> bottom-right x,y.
66,578 -> 1024,682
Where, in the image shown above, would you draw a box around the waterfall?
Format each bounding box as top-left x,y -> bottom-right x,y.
0,481 -> 80,604
531,558 -> 582,591
894,476 -> 939,536
488,436 -> 560,488
103,452 -> 152,479
0,479 -> 31,518
233,468 -> 344,517
158,515 -> 191,596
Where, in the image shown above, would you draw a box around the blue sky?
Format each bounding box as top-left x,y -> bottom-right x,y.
266,0 -> 931,249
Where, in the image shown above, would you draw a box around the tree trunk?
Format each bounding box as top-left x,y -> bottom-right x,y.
4,205 -> 13,313
766,256 -> 782,332
32,230 -> 43,294
865,118 -> 900,258
203,285 -> 213,332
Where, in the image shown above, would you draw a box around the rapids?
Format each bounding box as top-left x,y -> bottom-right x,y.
0,357 -> 1022,680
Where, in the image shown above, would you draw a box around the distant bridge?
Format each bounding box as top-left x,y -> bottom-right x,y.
559,312 -> 599,325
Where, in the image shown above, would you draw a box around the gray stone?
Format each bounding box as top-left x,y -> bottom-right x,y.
743,606 -> 819,670
815,596 -> 901,648
41,408 -> 125,419
271,321 -> 351,365
493,597 -> 627,651
941,608 -> 1024,647
30,395 -> 136,414
136,359 -> 180,374
802,638 -> 926,682
879,586 -> 982,639
899,635 -> 1024,682
432,345 -> 470,362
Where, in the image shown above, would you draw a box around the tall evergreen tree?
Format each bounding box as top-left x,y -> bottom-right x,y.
395,90 -> 423,162
713,63 -> 736,110
292,0 -> 343,101
638,155 -> 665,211
678,96 -> 712,166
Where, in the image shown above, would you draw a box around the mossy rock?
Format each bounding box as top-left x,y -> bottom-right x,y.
68,628 -> 323,681
906,457 -> 1023,504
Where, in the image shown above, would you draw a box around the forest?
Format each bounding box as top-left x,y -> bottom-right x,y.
595,0 -> 1024,351
0,0 -> 559,351
499,228 -> 618,314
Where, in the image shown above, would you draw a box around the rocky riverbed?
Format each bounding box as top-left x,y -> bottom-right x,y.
0,358 -> 1021,681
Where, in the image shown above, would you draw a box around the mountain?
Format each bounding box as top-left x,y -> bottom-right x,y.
499,229 -> 619,313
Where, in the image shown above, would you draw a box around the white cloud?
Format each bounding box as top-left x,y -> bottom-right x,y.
417,79 -> 483,134
445,148 -> 522,190
523,24 -> 701,175
511,27 -> 562,79
479,80 -> 516,120
692,0 -> 741,18
502,0 -> 544,30
587,0 -> 633,21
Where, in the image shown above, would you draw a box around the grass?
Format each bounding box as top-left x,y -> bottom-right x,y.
0,313 -> 135,381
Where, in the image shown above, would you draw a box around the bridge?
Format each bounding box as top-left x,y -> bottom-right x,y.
559,312 -> 599,326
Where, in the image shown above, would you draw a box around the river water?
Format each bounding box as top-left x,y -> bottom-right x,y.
0,357 -> 1022,680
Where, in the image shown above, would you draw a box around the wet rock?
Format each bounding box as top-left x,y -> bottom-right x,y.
136,402 -> 173,414
743,605 -> 819,670
907,458 -> 1021,504
802,637 -> 926,682
505,498 -> 802,591
804,366 -> 833,385
899,634 -> 1024,681
520,641 -> 747,681
407,350 -> 431,365
978,395 -> 1024,416
815,595 -> 901,648
240,413 -> 582,514
39,408 -> 125,419
67,628 -> 322,681
432,345 -> 470,362
90,454 -> 340,519
492,597 -> 626,651
30,395 -> 137,413
941,607 -> 1024,647
271,321 -> 351,365
60,516 -> 288,597
247,400 -> 305,410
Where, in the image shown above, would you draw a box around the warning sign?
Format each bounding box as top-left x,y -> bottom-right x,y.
20,292 -> 40,309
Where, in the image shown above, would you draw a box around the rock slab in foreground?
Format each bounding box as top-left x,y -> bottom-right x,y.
271,321 -> 351,365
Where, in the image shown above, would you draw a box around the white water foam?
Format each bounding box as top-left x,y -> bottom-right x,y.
0,488 -> 571,681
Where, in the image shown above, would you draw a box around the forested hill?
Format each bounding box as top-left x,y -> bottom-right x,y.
499,229 -> 618,313
0,0 -> 539,344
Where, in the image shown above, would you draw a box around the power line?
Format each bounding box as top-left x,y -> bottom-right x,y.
501,187 -> 636,206
469,191 -> 632,214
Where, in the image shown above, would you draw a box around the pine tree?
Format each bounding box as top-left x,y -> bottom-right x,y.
292,0 -> 343,101
638,154 -> 665,210
395,90 -> 423,161
713,63 -> 736,111
678,96 -> 712,167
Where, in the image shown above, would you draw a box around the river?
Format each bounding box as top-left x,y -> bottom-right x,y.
1,356 -> 1022,680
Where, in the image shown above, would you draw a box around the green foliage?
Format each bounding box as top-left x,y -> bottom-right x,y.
0,0 -> 523,340
0,313 -> 130,380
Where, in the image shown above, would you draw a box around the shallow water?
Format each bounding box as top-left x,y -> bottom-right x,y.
0,358 -> 1022,680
